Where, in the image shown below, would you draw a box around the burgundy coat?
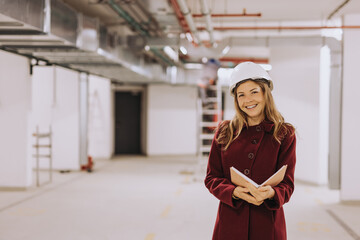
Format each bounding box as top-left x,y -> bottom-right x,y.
205,120 -> 296,240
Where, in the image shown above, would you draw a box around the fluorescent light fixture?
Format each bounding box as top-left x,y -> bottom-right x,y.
185,32 -> 193,42
184,63 -> 203,69
179,46 -> 188,55
164,46 -> 178,62
222,45 -> 231,55
180,33 -> 186,39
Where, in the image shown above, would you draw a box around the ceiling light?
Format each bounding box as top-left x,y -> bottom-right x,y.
144,45 -> 150,51
221,45 -> 231,55
179,46 -> 188,55
184,63 -> 203,69
164,46 -> 178,62
185,32 -> 193,42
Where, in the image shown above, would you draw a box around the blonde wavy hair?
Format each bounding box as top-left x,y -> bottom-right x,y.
216,79 -> 294,150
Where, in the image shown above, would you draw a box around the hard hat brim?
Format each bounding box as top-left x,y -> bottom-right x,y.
230,78 -> 273,96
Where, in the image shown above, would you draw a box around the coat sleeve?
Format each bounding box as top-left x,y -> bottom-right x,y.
204,128 -> 245,209
264,129 -> 296,210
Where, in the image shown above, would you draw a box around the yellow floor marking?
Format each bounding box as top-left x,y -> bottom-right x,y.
304,187 -> 312,193
161,205 -> 172,218
175,188 -> 183,196
10,207 -> 46,216
183,175 -> 191,184
297,222 -> 331,233
145,233 -> 156,240
315,198 -> 323,205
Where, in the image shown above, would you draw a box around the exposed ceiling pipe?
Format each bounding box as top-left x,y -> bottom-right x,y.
199,0 -> 215,46
192,8 -> 262,18
327,0 -> 351,20
149,48 -> 175,66
107,0 -> 150,37
176,0 -> 201,45
219,57 -> 269,64
169,0 -> 190,32
197,25 -> 360,31
125,0 -> 163,36
169,0 -> 198,46
192,13 -> 262,18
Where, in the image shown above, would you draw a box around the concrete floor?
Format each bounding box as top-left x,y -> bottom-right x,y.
0,155 -> 359,240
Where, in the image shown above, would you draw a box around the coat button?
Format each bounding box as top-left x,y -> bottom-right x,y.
256,126 -> 262,132
251,139 -> 257,144
248,153 -> 254,159
244,169 -> 250,175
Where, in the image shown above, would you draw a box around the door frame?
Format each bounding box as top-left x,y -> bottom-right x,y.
111,84 -> 147,156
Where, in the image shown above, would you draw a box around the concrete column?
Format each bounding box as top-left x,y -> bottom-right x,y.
88,75 -> 112,159
0,50 -> 32,189
269,43 -> 325,185
340,14 -> 360,202
32,66 -> 81,170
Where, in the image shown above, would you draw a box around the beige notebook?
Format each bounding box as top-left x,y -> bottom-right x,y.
230,165 -> 287,188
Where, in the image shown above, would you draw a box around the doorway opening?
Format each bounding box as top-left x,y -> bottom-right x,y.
114,91 -> 142,154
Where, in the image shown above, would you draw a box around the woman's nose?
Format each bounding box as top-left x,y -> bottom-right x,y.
243,94 -> 252,102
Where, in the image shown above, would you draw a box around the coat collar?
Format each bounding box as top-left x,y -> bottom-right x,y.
243,119 -> 274,133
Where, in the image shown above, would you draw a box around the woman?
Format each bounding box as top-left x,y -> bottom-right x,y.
204,62 -> 296,240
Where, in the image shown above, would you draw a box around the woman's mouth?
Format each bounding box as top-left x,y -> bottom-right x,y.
245,104 -> 257,109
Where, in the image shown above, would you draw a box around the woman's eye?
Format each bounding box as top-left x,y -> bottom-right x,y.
251,91 -> 258,95
238,94 -> 244,98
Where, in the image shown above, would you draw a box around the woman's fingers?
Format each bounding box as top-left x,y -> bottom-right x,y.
238,191 -> 263,206
258,186 -> 271,192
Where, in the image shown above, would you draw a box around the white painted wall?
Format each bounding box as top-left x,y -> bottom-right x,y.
341,14 -> 360,201
0,50 -> 32,188
32,66 -> 80,170
269,45 -> 326,185
88,75 -> 112,159
147,84 -> 197,155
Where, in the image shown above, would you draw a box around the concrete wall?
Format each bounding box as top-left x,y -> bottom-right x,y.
269,45 -> 326,185
147,84 -> 197,155
88,75 -> 112,159
32,66 -> 80,170
341,14 -> 360,201
0,50 -> 32,188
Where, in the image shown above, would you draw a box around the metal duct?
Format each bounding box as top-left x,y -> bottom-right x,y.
77,14 -> 99,51
0,0 -> 168,83
50,0 -> 78,44
0,0 -> 45,31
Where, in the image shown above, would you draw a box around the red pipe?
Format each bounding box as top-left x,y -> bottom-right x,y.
169,0 -> 189,32
219,57 -> 269,64
197,25 -> 360,31
192,13 -> 262,18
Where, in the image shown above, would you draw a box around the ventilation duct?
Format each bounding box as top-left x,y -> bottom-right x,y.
0,0 -> 167,83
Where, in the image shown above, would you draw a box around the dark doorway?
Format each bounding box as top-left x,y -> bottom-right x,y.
114,91 -> 141,154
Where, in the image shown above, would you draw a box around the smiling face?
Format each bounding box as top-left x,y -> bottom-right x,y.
236,80 -> 266,126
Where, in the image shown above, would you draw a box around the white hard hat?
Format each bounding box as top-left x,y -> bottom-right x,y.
229,61 -> 273,96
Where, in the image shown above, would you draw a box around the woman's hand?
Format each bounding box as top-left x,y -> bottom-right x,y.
233,186 -> 264,206
246,184 -> 275,202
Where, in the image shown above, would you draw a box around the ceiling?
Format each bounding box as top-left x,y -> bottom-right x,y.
0,0 -> 359,83
63,0 -> 360,60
